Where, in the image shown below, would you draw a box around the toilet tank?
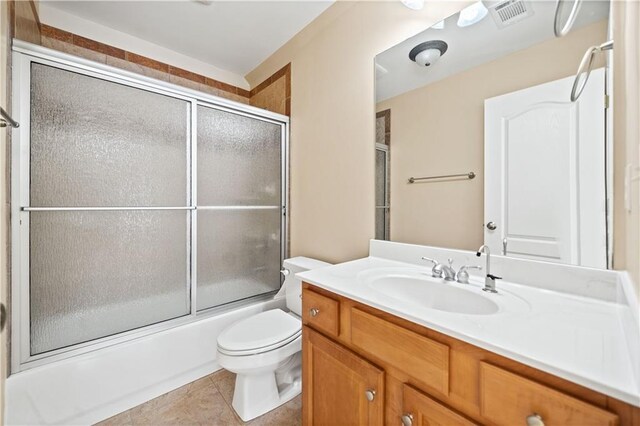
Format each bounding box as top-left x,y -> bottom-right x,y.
277,257 -> 331,316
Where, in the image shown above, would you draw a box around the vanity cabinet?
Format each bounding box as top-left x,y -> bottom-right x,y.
302,326 -> 384,426
402,384 -> 477,426
301,284 -> 640,426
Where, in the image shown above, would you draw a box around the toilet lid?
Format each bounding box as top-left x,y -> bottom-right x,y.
217,309 -> 301,353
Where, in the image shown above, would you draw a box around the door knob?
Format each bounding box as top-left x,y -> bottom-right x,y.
309,308 -> 320,317
486,221 -> 497,230
364,389 -> 376,402
401,413 -> 414,426
526,413 -> 545,426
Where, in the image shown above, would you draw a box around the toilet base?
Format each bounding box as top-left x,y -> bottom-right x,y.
232,374 -> 301,422
231,353 -> 302,422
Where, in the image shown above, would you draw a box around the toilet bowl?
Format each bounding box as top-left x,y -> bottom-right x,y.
216,257 -> 330,422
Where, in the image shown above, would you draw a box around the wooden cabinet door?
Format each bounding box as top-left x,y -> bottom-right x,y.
303,326 -> 384,426
402,384 -> 477,426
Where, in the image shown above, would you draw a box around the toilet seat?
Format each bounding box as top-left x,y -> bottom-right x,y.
217,309 -> 301,356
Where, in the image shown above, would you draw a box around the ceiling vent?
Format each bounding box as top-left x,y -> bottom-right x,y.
489,0 -> 534,28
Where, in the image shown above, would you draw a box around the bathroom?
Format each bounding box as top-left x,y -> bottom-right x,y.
0,0 -> 638,424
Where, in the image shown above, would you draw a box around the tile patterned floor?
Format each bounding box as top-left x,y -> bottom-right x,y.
96,370 -> 301,426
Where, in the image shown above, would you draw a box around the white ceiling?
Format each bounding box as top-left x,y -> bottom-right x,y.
375,0 -> 609,102
41,0 -> 334,76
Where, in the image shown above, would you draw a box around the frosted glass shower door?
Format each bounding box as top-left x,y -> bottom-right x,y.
197,106 -> 283,310
28,63 -> 191,355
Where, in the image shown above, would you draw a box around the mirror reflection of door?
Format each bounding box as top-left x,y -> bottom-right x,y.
374,0 -> 613,268
484,69 -> 607,268
375,110 -> 391,240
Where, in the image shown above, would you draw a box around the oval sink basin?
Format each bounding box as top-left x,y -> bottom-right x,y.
362,270 -> 499,315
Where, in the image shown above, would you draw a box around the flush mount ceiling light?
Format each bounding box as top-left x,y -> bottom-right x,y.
401,0 -> 425,11
409,40 -> 448,67
457,1 -> 489,27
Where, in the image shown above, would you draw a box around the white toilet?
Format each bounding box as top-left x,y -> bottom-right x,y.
216,257 -> 330,422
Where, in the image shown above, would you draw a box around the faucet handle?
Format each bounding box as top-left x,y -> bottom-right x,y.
447,258 -> 454,267
456,265 -> 482,284
421,257 -> 442,278
487,273 -> 502,280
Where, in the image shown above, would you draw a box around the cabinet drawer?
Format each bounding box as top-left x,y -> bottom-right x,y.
403,384 -> 477,426
350,308 -> 450,395
480,363 -> 619,426
302,288 -> 339,337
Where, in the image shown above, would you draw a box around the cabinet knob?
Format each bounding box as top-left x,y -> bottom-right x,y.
309,308 -> 320,317
526,413 -> 544,426
401,413 -> 414,426
364,389 -> 376,402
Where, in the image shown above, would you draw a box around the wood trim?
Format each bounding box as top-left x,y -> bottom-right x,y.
74,33 -> 126,59
125,51 -> 168,73
39,24 -> 249,99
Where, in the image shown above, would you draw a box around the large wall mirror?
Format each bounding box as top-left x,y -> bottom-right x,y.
375,0 -> 613,269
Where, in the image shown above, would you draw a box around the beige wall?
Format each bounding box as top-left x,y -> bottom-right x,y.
376,20 -> 607,251
612,1 -> 640,296
246,1 -> 471,263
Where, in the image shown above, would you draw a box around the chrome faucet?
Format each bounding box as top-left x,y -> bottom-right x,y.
476,245 -> 501,293
440,258 -> 456,281
421,257 -> 456,281
421,257 -> 442,278
455,265 -> 482,284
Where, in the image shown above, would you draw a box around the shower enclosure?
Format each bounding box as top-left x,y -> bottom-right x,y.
10,41 -> 288,371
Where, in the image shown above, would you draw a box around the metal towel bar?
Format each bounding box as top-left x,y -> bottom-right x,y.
408,171 -> 475,184
0,106 -> 19,128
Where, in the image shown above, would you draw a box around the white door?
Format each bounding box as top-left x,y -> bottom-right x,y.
484,69 -> 606,268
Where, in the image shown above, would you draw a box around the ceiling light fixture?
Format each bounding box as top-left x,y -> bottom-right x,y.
401,0 -> 425,11
457,1 -> 489,27
409,40 -> 448,67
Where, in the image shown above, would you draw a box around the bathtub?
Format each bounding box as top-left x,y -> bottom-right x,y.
5,297 -> 284,425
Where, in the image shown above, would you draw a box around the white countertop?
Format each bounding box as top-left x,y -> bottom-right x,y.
298,255 -> 640,407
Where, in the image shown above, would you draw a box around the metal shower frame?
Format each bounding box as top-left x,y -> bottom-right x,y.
10,40 -> 290,372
